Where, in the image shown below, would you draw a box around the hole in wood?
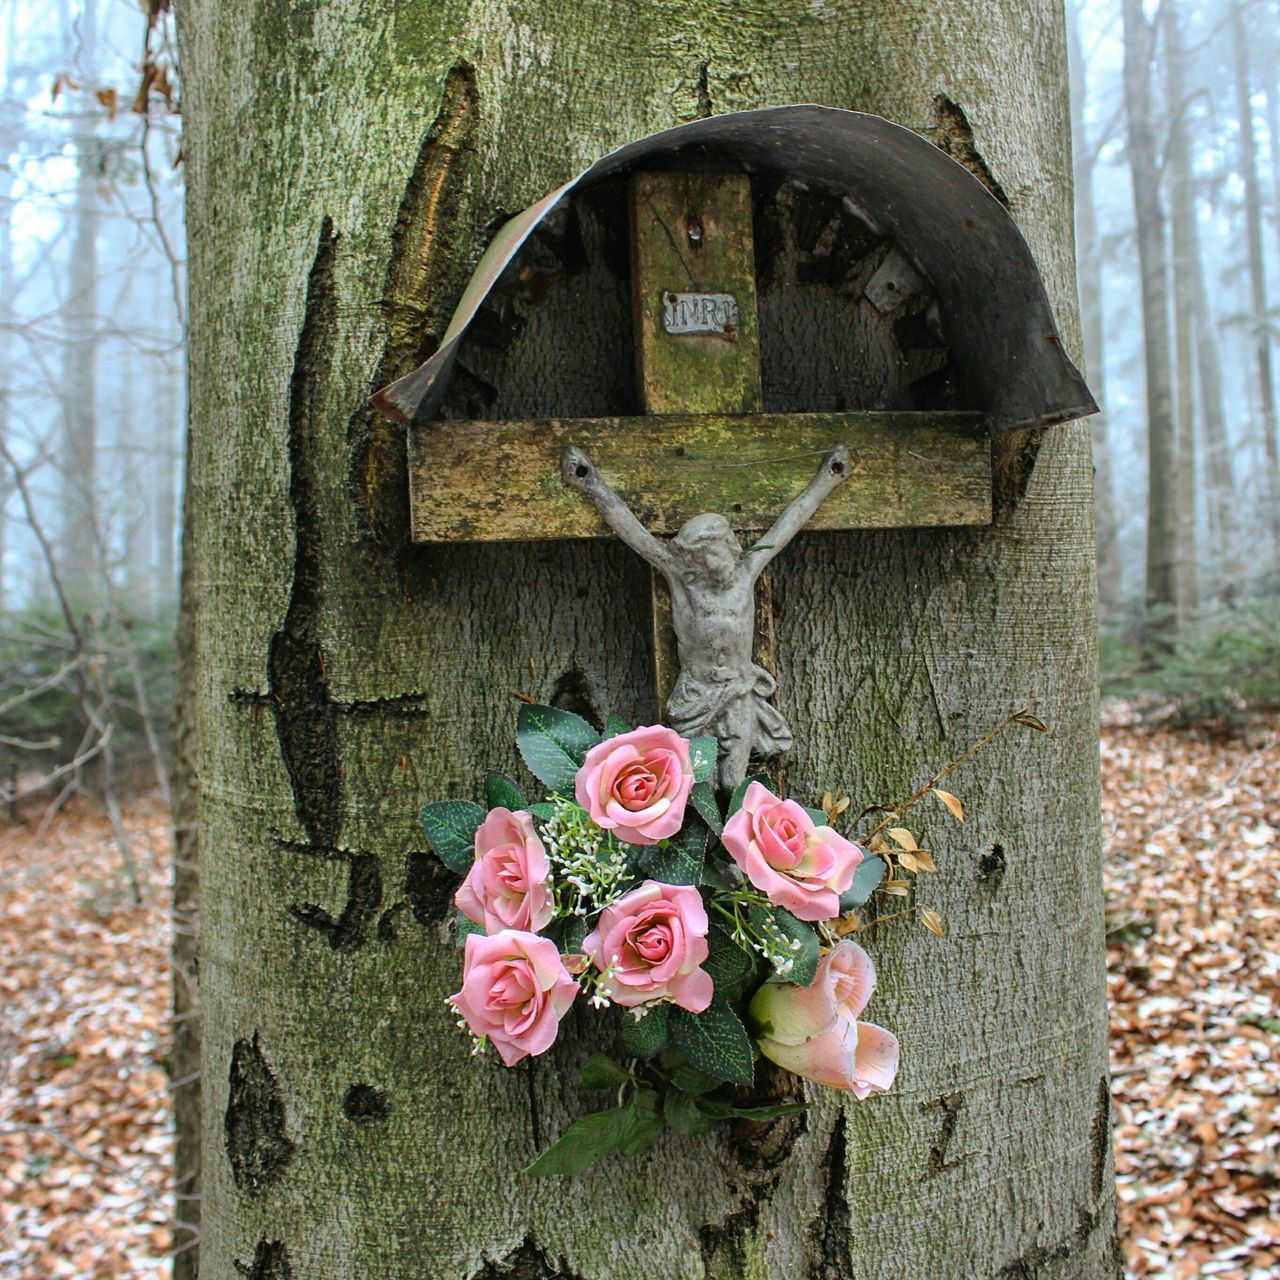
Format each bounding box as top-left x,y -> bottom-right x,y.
575,464 -> 589,478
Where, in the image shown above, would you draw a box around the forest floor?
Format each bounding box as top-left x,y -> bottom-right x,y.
0,716 -> 1277,1279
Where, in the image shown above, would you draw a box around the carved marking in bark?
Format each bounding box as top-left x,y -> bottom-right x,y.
806,1113 -> 852,1280
350,62 -> 480,552
225,1034 -> 296,1194
275,838 -> 384,951
269,218 -> 342,851
1090,1073 -> 1112,1203
550,665 -> 602,727
695,60 -> 713,119
978,842 -> 1007,886
343,1083 -> 390,1122
474,1234 -> 584,1279
401,847 -> 455,927
234,1239 -> 294,1280
993,1208 -> 1112,1279
262,221 -> 395,947
923,1090 -> 965,1177
933,96 -> 1010,207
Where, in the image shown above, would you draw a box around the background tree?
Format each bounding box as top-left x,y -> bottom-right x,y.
178,1 -> 1117,1276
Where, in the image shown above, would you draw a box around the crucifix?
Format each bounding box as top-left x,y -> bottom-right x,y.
385,168 -> 994,787
561,439 -> 849,791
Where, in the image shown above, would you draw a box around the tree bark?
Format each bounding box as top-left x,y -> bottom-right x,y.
1164,4 -> 1199,620
1123,0 -> 1180,634
171,407 -> 201,1279
179,2 -> 1117,1277
1230,0 -> 1280,548
1069,0 -> 1123,614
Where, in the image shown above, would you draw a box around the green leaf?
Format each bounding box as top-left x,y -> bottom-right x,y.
420,800 -> 485,874
617,1089 -> 664,1156
561,916 -> 588,953
485,772 -> 528,812
804,806 -> 828,827
580,1054 -> 631,1089
644,819 -> 706,886
517,702 -> 601,794
750,904 -> 821,987
671,996 -> 754,1086
696,1096 -> 808,1122
664,1088 -> 718,1136
454,911 -> 484,946
529,801 -> 558,821
688,736 -> 718,784
688,780 -> 723,836
839,855 -> 887,912
604,712 -> 634,738
727,774 -> 770,817
669,1063 -> 722,1096
726,1101 -> 808,1122
524,1107 -> 629,1176
621,1003 -> 670,1058
703,925 -> 756,999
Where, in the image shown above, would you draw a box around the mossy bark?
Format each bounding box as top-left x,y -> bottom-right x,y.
178,2 -> 1117,1276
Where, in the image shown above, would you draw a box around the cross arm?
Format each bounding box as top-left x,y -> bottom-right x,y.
561,445 -> 678,576
747,443 -> 850,576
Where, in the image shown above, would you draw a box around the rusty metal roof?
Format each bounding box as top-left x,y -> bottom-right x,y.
373,105 -> 1095,432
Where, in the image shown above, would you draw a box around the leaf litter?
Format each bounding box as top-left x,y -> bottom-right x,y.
0,714 -> 1276,1278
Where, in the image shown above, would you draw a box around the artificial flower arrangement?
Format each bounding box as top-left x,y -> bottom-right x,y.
422,700 -> 1027,1174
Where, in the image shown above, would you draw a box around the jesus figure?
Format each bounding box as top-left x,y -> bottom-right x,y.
562,442 -> 850,790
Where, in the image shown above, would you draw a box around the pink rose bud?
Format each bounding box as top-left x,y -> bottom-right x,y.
749,940 -> 899,1096
582,880 -> 714,1013
448,930 -> 579,1066
455,807 -> 554,935
575,725 -> 694,846
722,781 -> 862,922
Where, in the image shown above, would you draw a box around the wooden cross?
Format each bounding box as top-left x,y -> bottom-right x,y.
407,171 -> 990,729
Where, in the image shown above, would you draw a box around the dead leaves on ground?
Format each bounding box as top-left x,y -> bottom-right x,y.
1102,707 -> 1280,1279
0,798 -> 172,1279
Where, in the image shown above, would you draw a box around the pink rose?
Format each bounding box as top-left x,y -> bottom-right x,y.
748,940 -> 899,1096
448,930 -> 579,1066
722,781 -> 861,922
575,725 -> 694,846
582,880 -> 713,1013
455,807 -> 553,935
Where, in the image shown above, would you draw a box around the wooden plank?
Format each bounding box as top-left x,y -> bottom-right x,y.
631,171 -> 765,710
630,172 -> 763,415
408,411 -> 991,543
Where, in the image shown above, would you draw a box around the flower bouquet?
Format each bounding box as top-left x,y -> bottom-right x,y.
422,701 -> 908,1175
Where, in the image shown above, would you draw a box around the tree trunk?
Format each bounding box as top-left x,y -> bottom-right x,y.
1069,0 -> 1123,614
171,404 -> 201,1279
1190,234 -> 1241,592
1123,0 -> 1180,634
0,3 -> 14,614
1231,0 -> 1280,549
178,3 -> 1117,1277
58,0 -> 101,606
155,366 -> 181,609
1164,4 -> 1199,620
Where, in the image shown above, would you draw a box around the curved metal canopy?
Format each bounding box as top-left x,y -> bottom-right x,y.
373,105 -> 1095,431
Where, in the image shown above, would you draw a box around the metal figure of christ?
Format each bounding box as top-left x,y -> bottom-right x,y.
562,442 -> 850,791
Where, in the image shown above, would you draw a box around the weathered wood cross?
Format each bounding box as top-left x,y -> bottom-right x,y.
401,171 -> 991,769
